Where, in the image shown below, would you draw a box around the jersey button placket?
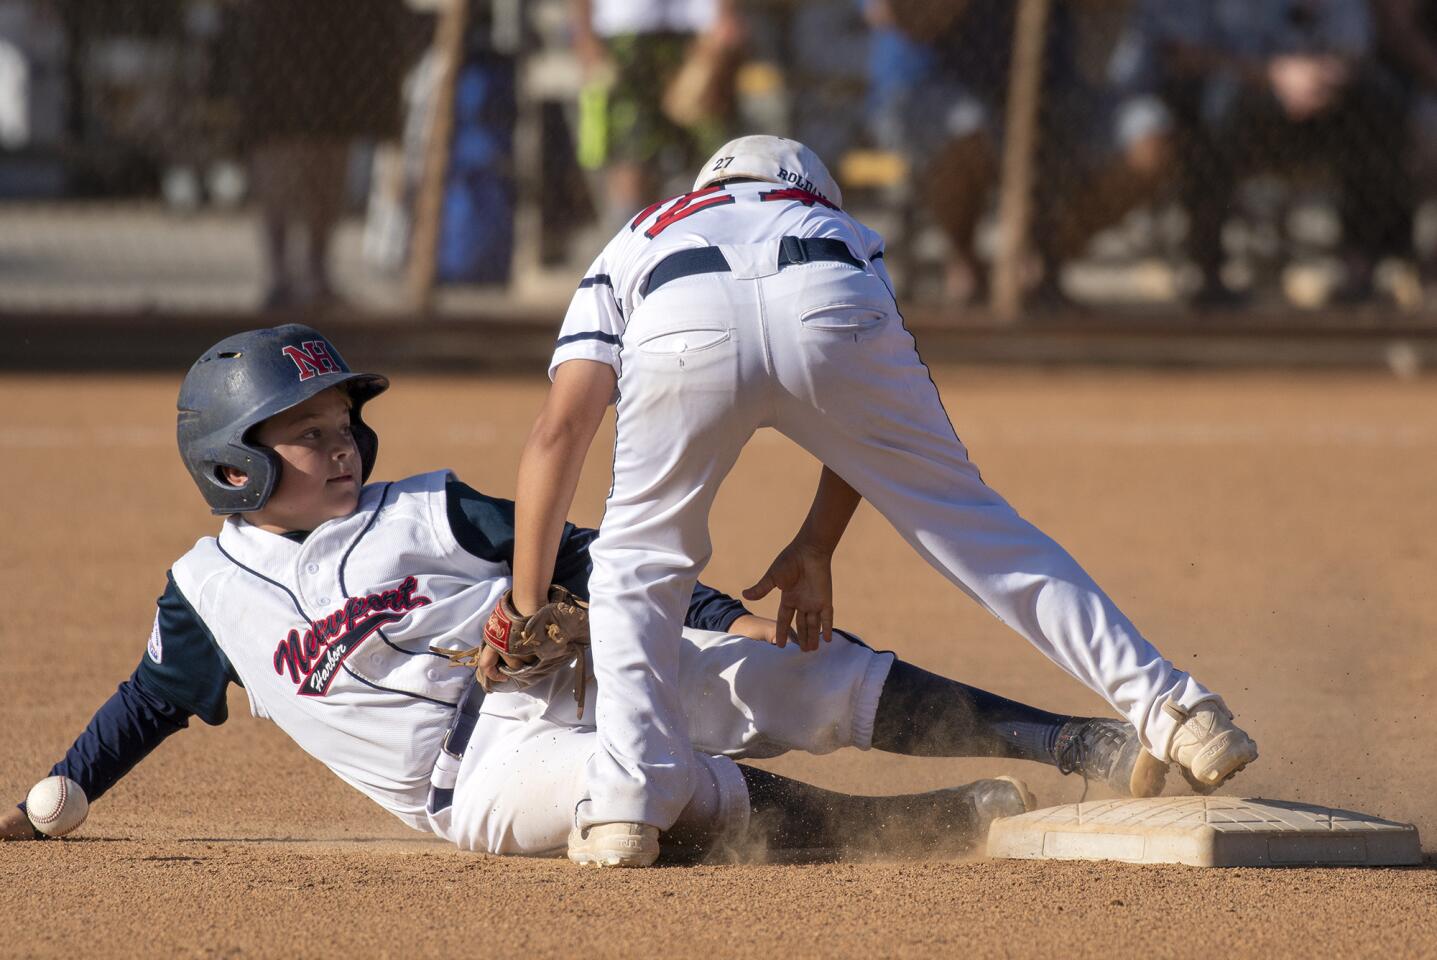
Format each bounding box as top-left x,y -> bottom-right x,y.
298,559 -> 332,610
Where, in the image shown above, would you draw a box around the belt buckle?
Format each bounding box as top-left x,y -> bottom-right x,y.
780,236 -> 808,266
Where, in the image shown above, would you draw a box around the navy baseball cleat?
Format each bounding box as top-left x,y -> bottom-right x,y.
1055,718 -> 1168,798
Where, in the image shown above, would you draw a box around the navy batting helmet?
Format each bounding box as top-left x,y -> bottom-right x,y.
177,324 -> 389,514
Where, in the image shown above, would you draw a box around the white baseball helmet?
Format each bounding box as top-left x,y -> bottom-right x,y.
693,134 -> 843,209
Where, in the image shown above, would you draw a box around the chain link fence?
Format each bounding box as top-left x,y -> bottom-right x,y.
1,0 -> 1434,320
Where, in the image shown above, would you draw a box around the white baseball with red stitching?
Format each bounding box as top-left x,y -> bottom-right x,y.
25,776 -> 89,838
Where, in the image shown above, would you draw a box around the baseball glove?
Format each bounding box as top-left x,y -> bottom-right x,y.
432,585 -> 591,714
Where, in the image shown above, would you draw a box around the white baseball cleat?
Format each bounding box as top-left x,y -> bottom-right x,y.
1165,700 -> 1259,793
568,821 -> 661,867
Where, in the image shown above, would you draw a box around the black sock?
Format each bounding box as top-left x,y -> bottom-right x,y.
871,659 -> 1070,762
736,764 -> 982,856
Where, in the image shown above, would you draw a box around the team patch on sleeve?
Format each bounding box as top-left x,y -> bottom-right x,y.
147,612 -> 163,664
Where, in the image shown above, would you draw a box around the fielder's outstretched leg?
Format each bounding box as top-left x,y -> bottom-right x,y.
763,261 -> 1257,784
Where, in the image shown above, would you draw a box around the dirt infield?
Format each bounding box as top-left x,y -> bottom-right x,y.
2,369 -> 1434,959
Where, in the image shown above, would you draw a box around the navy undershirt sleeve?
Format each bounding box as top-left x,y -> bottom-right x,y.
22,575 -> 239,821
445,479 -> 750,631
684,582 -> 752,633
45,667 -> 193,804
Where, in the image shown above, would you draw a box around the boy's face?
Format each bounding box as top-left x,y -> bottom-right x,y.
227,387 -> 362,532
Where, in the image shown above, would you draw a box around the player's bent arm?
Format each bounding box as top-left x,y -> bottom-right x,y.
794,466 -> 862,555
744,467 -> 861,651
511,359 -> 618,615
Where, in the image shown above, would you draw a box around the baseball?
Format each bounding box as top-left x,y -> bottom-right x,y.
25,776 -> 89,838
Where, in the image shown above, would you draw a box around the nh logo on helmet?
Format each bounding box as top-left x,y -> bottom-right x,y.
281,340 -> 340,381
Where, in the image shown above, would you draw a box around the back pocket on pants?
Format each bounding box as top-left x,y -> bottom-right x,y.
799,304 -> 888,339
635,326 -> 732,357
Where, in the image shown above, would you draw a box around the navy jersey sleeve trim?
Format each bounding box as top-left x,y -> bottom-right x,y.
446,479 -> 518,565
446,479 -> 596,597
45,665 -> 194,804
445,480 -> 745,625
551,524 -> 597,599
555,330 -> 622,348
578,274 -> 613,289
134,573 -> 239,726
685,582 -> 751,632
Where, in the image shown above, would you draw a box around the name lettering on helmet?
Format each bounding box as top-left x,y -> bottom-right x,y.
282,341 -> 341,381
774,168 -> 827,201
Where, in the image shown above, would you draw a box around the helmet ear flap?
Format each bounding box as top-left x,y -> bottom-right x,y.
346,384 -> 383,484
353,418 -> 380,484
203,442 -> 280,515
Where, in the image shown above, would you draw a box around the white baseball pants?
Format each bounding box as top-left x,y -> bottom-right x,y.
430,626 -> 891,855
581,243 -> 1219,830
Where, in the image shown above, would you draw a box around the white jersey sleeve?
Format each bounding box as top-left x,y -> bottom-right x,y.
549,245 -> 625,381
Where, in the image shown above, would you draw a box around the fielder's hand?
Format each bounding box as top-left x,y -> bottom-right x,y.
743,541 -> 835,652
475,645 -> 525,685
434,586 -> 592,712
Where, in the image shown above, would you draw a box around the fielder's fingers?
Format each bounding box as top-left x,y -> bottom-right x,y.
806,610 -> 823,651
743,573 -> 775,602
774,601 -> 795,648
821,607 -> 834,644
477,647 -> 507,684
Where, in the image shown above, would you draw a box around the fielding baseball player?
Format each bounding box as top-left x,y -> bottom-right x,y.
512,135 -> 1259,866
3,324 -> 1169,859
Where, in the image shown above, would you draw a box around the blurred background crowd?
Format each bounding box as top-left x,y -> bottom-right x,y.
5,0 -> 1437,321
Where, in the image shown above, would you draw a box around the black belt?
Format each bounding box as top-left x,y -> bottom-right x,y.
426,674 -> 486,814
640,236 -> 865,297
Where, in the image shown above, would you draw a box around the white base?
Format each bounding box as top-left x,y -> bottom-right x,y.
986,797 -> 1422,867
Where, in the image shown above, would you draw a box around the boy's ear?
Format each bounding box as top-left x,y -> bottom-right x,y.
220,466 -> 249,488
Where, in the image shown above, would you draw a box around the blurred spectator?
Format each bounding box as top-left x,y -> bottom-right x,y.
1047,0 -> 1180,275
1374,0 -> 1437,287
236,0 -> 407,311
572,0 -> 743,230
0,25 -> 21,149
867,0 -> 1089,306
0,0 -> 66,152
1133,0 -> 1410,306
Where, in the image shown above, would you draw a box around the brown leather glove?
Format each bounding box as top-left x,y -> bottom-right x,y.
433,585 -> 591,713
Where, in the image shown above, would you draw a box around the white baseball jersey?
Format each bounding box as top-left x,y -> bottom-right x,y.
551,179 -> 886,381
166,471 -> 490,829
106,468 -> 886,853
549,177 -> 1224,832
